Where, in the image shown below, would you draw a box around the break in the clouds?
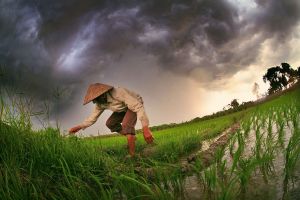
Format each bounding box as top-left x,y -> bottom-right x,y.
1,0 -> 300,116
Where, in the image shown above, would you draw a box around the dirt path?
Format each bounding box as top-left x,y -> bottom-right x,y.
135,123 -> 240,178
180,122 -> 240,173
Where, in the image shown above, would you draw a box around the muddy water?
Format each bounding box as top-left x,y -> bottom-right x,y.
240,122 -> 294,200
183,118 -> 300,200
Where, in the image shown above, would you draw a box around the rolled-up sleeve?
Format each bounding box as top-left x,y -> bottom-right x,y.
118,88 -> 149,127
80,104 -> 104,129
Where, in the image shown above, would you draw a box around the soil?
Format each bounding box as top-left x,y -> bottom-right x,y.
180,123 -> 240,172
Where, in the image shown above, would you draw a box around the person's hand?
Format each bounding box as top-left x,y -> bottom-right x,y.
142,126 -> 154,144
68,125 -> 82,134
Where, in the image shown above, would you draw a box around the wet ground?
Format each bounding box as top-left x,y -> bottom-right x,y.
182,119 -> 300,200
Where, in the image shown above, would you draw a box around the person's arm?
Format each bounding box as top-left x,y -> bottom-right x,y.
117,88 -> 154,143
69,104 -> 104,134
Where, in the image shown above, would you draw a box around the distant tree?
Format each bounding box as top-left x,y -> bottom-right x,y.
252,82 -> 260,99
229,99 -> 239,109
223,104 -> 231,111
263,63 -> 298,95
241,101 -> 254,107
263,66 -> 282,94
281,63 -> 291,73
281,63 -> 298,86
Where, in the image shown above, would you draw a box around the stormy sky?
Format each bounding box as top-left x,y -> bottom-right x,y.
1,0 -> 300,135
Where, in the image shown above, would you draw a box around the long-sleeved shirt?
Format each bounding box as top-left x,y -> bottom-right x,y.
80,87 -> 149,129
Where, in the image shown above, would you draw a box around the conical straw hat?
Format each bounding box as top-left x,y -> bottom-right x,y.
83,83 -> 113,105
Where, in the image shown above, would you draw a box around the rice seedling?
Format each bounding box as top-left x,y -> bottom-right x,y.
282,111 -> 300,200
276,112 -> 286,148
230,130 -> 245,175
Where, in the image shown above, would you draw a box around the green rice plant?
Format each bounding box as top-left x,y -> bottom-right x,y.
223,125 -> 259,197
228,134 -> 238,158
216,176 -> 238,200
276,112 -> 286,148
234,156 -> 260,198
216,165 -> 239,200
112,171 -> 184,200
261,115 -> 267,128
230,130 -> 245,175
200,163 -> 218,198
242,118 -> 251,138
267,116 -> 273,138
260,137 -> 276,177
82,171 -> 114,200
283,108 -> 291,128
114,174 -> 155,199
196,147 -> 239,200
165,173 -> 185,199
216,148 -> 240,200
254,124 -> 263,161
282,113 -> 300,200
0,88 -> 33,132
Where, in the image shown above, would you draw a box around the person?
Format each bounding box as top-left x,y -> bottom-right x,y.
69,83 -> 154,157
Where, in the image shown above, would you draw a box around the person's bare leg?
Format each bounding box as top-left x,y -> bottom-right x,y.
126,134 -> 136,157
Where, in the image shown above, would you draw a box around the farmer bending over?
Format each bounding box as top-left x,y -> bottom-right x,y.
69,83 -> 154,157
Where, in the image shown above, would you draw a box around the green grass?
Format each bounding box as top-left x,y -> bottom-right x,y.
84,112 -> 243,162
0,86 -> 299,199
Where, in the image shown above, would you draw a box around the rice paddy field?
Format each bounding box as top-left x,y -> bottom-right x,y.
0,86 -> 299,200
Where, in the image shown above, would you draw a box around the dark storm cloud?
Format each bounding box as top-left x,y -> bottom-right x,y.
149,0 -> 300,85
1,0 -> 300,113
138,0 -> 240,77
254,0 -> 300,38
0,0 -> 84,113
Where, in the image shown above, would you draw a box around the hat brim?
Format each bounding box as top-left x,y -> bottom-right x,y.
83,83 -> 113,105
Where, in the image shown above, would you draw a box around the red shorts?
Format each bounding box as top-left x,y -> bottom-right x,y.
105,108 -> 137,135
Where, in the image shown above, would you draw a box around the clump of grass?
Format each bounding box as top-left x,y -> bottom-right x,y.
0,88 -> 186,200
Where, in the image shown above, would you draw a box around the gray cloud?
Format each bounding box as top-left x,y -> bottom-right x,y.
1,0 -> 300,117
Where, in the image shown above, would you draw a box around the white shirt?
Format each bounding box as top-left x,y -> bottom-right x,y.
80,87 -> 149,129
